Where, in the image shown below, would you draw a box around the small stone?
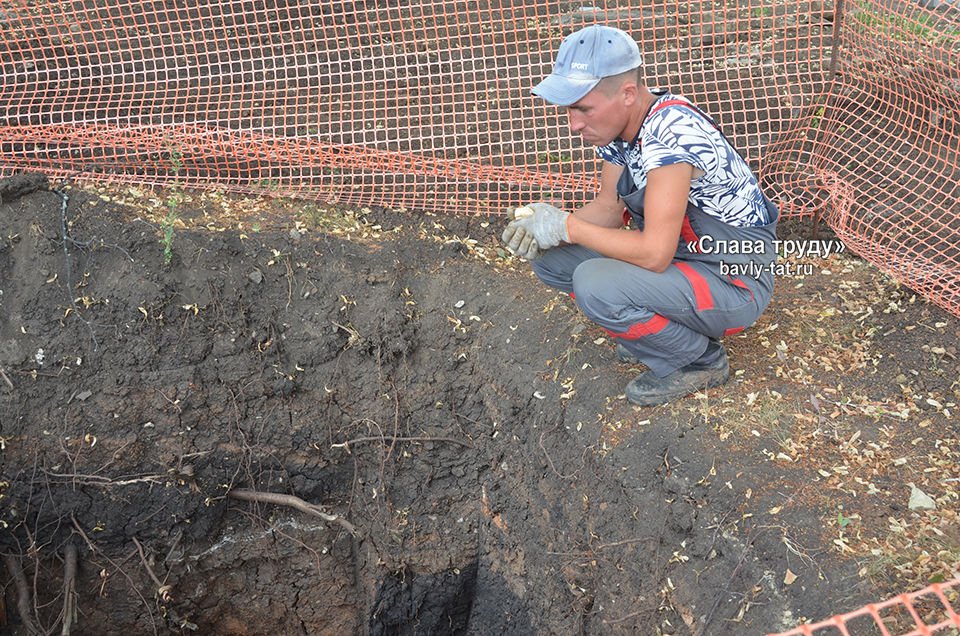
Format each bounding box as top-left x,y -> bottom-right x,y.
663,473 -> 690,496
669,501 -> 695,533
248,269 -> 263,284
908,483 -> 937,511
272,378 -> 296,397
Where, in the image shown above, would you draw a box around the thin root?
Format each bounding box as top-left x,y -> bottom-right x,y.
228,488 -> 359,536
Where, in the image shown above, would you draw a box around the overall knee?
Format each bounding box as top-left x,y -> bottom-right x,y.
755,271 -> 775,310
571,260 -> 617,321
530,258 -> 552,285
531,250 -> 575,288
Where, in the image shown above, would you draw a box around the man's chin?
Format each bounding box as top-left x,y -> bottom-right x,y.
583,135 -> 613,146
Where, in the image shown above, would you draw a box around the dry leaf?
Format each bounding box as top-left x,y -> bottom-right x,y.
784,569 -> 797,585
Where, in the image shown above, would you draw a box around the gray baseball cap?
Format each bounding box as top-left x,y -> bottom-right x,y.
532,25 -> 642,106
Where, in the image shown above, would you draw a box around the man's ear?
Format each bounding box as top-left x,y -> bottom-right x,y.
621,80 -> 639,106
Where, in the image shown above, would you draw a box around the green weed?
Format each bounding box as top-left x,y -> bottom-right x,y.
851,1 -> 960,43
255,178 -> 281,190
161,187 -> 182,265
169,148 -> 184,175
810,105 -> 825,130
537,151 -> 572,164
161,141 -> 185,265
300,204 -> 324,228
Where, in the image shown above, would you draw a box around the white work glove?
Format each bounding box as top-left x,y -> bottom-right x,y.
501,207 -> 541,260
511,202 -> 570,251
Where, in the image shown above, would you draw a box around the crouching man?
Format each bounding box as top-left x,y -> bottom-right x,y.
503,25 -> 778,406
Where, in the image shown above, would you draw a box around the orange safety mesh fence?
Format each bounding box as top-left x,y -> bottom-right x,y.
764,0 -> 960,318
0,0 -> 957,317
770,577 -> 960,636
0,0 -> 833,209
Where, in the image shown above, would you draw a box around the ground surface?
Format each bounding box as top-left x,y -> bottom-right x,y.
0,174 -> 958,635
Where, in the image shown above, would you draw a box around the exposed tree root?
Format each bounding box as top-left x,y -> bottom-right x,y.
62,543 -> 78,636
331,435 -> 475,452
228,488 -> 359,536
132,537 -> 172,603
2,554 -> 39,635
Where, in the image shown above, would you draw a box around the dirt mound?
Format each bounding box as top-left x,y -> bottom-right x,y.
1,176 -> 957,635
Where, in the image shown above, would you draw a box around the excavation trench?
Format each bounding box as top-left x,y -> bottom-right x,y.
1,178 -> 863,634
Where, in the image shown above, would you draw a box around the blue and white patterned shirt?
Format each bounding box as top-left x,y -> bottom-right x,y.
596,91 -> 769,227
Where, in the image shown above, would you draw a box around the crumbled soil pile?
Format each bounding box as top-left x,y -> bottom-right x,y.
1,176 -> 957,635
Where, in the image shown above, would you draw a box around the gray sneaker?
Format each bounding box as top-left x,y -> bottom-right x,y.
624,345 -> 730,406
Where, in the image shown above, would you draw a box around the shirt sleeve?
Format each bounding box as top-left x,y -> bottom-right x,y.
595,143 -> 626,166
639,108 -> 717,176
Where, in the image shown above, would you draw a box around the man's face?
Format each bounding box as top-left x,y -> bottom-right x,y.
566,86 -> 628,146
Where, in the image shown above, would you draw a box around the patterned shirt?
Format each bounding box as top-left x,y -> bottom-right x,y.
595,90 -> 769,227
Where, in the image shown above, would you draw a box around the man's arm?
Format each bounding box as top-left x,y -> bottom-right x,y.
572,161 -> 627,227
567,162 -> 693,272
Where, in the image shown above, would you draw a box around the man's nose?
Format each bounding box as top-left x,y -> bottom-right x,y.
567,109 -> 585,131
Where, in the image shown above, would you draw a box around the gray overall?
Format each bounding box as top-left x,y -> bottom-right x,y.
532,106 -> 779,377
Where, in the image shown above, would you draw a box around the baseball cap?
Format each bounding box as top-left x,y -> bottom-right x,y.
532,25 -> 642,106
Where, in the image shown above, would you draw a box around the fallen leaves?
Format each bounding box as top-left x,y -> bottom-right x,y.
699,255 -> 960,592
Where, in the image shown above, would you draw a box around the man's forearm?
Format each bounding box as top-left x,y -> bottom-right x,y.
567,215 -> 676,272
573,196 -> 624,228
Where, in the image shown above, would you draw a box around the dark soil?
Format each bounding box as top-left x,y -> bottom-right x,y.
0,174 -> 958,635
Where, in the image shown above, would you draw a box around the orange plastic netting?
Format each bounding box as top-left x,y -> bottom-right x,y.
0,0 -> 957,318
770,577 -> 960,636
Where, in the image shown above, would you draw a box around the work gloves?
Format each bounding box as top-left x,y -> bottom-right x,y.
501,202 -> 570,260
501,211 -> 540,260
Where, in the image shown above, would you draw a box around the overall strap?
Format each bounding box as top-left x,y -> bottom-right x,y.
648,99 -> 721,130
647,98 -> 744,158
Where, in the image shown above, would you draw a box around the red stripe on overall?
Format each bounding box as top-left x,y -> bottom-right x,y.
680,216 -> 699,251
722,277 -> 753,335
605,313 -> 669,339
673,262 -> 714,311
